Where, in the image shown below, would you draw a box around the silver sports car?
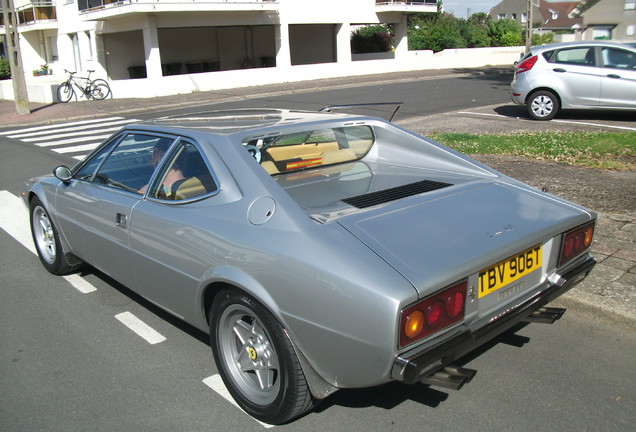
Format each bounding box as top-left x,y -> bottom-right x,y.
24,108 -> 596,424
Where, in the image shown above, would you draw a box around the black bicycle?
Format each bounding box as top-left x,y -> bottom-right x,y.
56,69 -> 112,103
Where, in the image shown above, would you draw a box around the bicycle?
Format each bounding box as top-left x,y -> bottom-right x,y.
56,69 -> 112,103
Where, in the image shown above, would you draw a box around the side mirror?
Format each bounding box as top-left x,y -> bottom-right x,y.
53,165 -> 72,182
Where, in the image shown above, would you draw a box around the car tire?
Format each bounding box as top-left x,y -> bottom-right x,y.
210,290 -> 316,425
30,196 -> 81,275
527,90 -> 559,120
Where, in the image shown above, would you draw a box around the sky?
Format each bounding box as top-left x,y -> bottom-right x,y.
442,0 -> 501,19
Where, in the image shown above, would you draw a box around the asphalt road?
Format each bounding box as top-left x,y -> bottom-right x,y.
135,68 -> 515,121
1,73 -> 635,431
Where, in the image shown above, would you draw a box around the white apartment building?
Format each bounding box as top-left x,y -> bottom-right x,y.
1,1 -> 523,102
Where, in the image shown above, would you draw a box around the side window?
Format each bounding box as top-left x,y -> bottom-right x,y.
601,47 -> 636,69
554,47 -> 596,66
93,133 -> 176,194
148,140 -> 218,201
541,50 -> 555,62
74,135 -> 121,181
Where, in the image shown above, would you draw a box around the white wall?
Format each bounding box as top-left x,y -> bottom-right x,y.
1,46 -> 524,102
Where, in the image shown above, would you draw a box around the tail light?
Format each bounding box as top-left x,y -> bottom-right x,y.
558,222 -> 595,267
399,281 -> 467,348
516,55 -> 538,74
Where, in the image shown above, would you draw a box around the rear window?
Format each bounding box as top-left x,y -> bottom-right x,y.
243,125 -> 375,175
553,47 -> 595,66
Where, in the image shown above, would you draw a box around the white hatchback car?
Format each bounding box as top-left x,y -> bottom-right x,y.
511,41 -> 636,120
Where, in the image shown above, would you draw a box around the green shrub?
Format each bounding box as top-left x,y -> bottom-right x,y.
408,13 -> 466,52
531,32 -> 555,45
0,58 -> 11,80
488,19 -> 523,46
351,25 -> 394,54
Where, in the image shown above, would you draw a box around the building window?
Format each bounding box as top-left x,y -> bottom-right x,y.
512,13 -> 517,20
498,13 -> 506,20
627,25 -> 635,36
625,1 -> 636,11
592,27 -> 612,40
521,13 -> 528,23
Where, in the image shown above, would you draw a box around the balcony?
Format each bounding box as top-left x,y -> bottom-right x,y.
78,0 -> 279,18
375,0 -> 438,13
17,1 -> 57,23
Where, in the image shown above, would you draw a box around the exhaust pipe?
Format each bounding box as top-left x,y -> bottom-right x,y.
420,366 -> 477,390
523,307 -> 566,324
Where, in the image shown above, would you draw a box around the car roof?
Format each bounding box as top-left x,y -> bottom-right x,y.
136,108 -> 370,136
530,40 -> 636,53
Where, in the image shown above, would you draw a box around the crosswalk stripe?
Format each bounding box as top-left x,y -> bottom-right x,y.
6,118 -> 137,139
53,143 -> 102,154
18,124 -> 131,141
35,134 -> 114,147
0,117 -> 129,136
2,116 -> 140,160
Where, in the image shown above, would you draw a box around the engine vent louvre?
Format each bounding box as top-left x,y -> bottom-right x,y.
342,180 -> 452,209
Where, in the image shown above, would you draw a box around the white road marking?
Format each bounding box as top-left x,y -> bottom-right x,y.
1,117 -> 140,159
0,190 -> 36,254
115,311 -> 166,345
0,117 -> 132,136
63,274 -> 97,294
458,111 -> 636,131
34,134 -> 113,147
551,119 -> 636,131
6,118 -> 136,139
202,374 -> 274,429
21,126 -> 125,143
53,143 -> 102,154
0,190 -> 98,294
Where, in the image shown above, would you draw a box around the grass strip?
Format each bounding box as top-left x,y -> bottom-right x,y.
430,131 -> 636,170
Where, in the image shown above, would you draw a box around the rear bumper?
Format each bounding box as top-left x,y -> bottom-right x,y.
391,256 -> 596,384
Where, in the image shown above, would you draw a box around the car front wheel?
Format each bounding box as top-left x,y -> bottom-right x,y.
210,290 -> 316,425
30,196 -> 80,275
527,90 -> 559,120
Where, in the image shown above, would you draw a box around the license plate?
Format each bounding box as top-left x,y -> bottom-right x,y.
478,245 -> 542,298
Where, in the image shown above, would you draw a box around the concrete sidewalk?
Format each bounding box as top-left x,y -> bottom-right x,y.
1,68 -> 634,330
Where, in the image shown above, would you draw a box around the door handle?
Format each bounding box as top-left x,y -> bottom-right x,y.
115,213 -> 127,228
606,74 -> 621,79
553,68 -> 566,73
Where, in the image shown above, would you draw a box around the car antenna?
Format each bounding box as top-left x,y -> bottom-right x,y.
319,102 -> 403,122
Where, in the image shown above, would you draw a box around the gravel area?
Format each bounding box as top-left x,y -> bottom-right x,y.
473,154 -> 636,214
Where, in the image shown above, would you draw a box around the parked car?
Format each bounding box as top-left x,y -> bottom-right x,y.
511,41 -> 636,120
24,108 -> 597,424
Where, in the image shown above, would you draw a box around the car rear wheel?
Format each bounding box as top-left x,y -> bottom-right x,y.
30,196 -> 81,275
210,290 -> 316,425
527,90 -> 559,120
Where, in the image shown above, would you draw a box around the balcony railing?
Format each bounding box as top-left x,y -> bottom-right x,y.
16,1 -> 57,25
78,0 -> 277,13
375,1 -> 438,5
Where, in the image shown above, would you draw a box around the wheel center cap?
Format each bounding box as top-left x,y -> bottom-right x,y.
247,346 -> 257,361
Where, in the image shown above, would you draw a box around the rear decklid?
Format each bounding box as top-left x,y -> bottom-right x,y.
336,179 -> 593,298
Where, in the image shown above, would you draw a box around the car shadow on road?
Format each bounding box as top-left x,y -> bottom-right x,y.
314,323 -> 532,415
76,266 -> 211,346
494,105 -> 636,124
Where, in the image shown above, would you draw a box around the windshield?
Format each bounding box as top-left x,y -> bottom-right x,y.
243,125 -> 375,175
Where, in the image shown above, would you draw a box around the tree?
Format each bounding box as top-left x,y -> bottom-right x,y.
488,18 -> 523,47
461,13 -> 492,48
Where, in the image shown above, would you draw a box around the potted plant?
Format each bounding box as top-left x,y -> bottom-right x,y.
33,64 -> 51,76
